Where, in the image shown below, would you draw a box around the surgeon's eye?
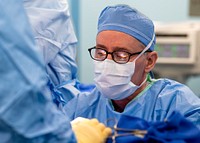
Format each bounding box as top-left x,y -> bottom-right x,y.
94,49 -> 107,60
113,51 -> 130,63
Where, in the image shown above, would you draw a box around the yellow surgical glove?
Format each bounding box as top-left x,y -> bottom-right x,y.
71,117 -> 112,143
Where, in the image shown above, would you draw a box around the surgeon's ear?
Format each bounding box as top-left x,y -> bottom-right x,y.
145,51 -> 158,73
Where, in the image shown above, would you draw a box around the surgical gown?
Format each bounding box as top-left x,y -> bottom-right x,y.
0,0 -> 76,142
63,77 -> 200,128
24,0 -> 95,107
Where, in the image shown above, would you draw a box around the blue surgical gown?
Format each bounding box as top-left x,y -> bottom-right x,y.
0,0 -> 76,142
63,77 -> 200,128
24,0 -> 95,106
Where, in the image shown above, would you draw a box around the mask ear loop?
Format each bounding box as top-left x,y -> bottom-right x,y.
131,34 -> 155,85
133,34 -> 155,62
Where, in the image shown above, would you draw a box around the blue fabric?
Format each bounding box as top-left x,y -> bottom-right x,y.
97,5 -> 155,51
75,83 -> 96,93
0,0 -> 76,142
63,78 -> 200,129
147,111 -> 200,143
106,111 -> 200,143
24,0 -> 95,106
24,0 -> 78,86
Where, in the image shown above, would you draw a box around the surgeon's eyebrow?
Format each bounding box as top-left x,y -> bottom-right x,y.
96,44 -> 130,52
113,47 -> 131,52
96,44 -> 107,49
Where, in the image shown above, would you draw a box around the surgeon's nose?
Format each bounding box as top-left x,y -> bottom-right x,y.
107,53 -> 112,60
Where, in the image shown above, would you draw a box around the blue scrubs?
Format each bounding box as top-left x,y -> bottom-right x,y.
0,0 -> 76,142
63,77 -> 200,128
24,0 -> 95,106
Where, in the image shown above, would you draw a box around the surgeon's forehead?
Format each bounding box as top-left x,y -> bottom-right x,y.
96,30 -> 145,51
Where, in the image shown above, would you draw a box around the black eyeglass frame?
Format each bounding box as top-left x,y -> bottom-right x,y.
88,46 -> 152,64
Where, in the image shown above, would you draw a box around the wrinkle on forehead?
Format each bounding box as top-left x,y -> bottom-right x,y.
96,30 -> 145,52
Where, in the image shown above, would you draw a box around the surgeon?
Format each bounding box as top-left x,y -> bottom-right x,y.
0,0 -> 111,142
24,0 -> 95,107
62,4 -> 200,129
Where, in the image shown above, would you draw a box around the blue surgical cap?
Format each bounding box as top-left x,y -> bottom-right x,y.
97,4 -> 155,51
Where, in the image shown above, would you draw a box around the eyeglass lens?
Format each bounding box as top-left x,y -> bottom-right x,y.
90,48 -> 130,63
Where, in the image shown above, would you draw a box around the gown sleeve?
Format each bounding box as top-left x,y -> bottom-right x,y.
0,0 -> 76,142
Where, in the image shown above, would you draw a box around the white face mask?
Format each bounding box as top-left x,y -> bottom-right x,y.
94,59 -> 146,100
94,35 -> 155,100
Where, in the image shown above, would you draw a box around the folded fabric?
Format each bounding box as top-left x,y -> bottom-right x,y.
106,111 -> 200,143
24,0 -> 95,107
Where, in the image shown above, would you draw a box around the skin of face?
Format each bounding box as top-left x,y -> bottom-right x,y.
96,30 -> 158,112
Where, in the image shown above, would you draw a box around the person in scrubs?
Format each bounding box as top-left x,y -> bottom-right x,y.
24,0 -> 95,108
0,0 -> 111,142
62,4 -> 200,129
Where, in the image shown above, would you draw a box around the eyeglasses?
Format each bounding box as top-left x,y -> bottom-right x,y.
88,47 -> 151,64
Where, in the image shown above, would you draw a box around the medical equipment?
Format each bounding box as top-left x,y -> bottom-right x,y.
153,22 -> 200,83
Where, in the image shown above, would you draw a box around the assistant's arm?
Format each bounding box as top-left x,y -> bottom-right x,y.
0,0 -> 76,142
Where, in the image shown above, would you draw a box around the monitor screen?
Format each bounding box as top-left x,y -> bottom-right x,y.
155,43 -> 190,58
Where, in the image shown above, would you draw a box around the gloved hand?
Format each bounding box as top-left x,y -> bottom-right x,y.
71,117 -> 112,143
